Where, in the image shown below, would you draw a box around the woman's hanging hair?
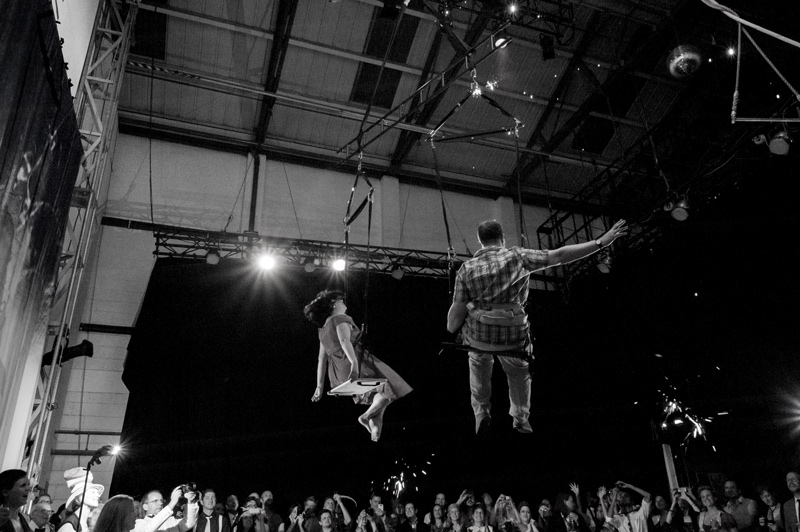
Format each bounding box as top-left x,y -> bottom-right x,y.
304,290 -> 345,328
91,495 -> 134,532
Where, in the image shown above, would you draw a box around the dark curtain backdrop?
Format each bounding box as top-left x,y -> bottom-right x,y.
0,2 -> 82,452
115,154 -> 800,506
114,259 -> 664,504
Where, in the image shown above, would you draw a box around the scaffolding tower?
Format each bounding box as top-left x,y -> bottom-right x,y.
24,0 -> 139,488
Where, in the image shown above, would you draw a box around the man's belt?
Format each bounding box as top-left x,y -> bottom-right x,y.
467,301 -> 527,327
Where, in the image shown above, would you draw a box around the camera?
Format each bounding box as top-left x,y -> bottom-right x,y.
179,483 -> 197,494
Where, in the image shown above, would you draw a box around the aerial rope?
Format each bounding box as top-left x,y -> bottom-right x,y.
342,151 -> 375,337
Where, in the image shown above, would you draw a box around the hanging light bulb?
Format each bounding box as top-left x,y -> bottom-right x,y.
596,250 -> 612,274
672,197 -> 690,221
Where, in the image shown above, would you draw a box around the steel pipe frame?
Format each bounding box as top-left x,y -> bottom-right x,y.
122,60 -> 641,174
134,2 -> 653,125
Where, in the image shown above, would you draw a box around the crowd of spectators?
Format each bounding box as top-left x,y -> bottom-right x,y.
3,468 -> 800,532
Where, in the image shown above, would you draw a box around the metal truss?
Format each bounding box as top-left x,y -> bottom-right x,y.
535,110 -> 764,288
154,227 -> 475,279
430,0 -> 576,43
25,0 -> 139,488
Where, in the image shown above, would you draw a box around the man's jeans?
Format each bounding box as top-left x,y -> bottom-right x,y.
468,351 -> 530,428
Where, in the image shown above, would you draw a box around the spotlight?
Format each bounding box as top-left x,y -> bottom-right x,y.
257,253 -> 276,270
332,258 -> 346,271
88,444 -> 119,467
727,47 -> 735,57
508,2 -> 518,15
205,249 -> 220,265
303,257 -> 317,273
672,197 -> 689,221
539,34 -> 555,60
596,251 -> 612,274
493,30 -> 511,49
41,339 -> 93,367
390,264 -> 405,280
769,131 -> 791,155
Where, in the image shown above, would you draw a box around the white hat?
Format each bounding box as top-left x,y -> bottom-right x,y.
64,467 -> 104,509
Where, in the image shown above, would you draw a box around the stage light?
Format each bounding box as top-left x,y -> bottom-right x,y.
257,253 -> 276,270
596,251 -> 612,274
303,257 -> 317,273
539,34 -> 555,60
332,258 -> 346,271
727,47 -> 735,57
671,197 -> 689,221
769,131 -> 791,155
471,80 -> 482,98
41,340 -> 93,367
390,264 -> 405,280
88,445 -> 118,467
493,30 -> 511,49
205,249 -> 220,265
508,2 -> 518,15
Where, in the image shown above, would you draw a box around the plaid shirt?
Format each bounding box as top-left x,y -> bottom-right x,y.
453,245 -> 548,345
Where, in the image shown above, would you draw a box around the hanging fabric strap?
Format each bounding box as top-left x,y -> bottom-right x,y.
428,137 -> 457,296
731,23 -> 742,124
512,121 -> 528,247
362,176 -> 374,339
341,151 -> 374,341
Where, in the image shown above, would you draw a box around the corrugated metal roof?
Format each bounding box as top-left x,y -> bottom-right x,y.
118,0 -> 761,213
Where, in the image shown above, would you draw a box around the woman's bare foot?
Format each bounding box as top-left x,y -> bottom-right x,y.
358,415 -> 371,434
369,418 -> 382,442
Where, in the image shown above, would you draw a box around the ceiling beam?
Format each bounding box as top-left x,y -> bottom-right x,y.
389,1 -> 494,167
135,2 -> 661,122
514,0 -> 691,186
254,0 -> 300,147
502,11 -> 602,195
117,112 -> 612,216
137,1 -> 683,89
122,60 -> 641,173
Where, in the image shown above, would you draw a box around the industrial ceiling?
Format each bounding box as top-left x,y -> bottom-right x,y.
116,0 -> 799,248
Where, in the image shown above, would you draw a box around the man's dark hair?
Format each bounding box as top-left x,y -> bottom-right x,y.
477,220 -> 503,245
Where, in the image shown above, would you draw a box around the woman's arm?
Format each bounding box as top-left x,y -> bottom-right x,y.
335,323 -> 360,381
680,493 -> 701,513
333,495 -> 352,526
313,342 -> 328,401
608,488 -> 619,517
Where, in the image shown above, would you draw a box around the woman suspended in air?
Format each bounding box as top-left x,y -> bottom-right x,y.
304,290 -> 412,442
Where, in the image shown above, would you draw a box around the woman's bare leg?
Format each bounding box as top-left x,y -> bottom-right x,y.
367,394 -> 391,442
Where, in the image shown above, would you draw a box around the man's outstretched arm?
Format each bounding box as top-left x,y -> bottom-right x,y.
547,219 -> 627,267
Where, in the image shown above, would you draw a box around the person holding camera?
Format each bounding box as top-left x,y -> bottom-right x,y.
609,482 -> 651,532
134,485 -> 199,532
297,498 -> 320,532
279,505 -> 302,532
233,509 -> 266,532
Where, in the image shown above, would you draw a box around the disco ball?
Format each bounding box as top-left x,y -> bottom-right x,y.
667,45 -> 702,79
